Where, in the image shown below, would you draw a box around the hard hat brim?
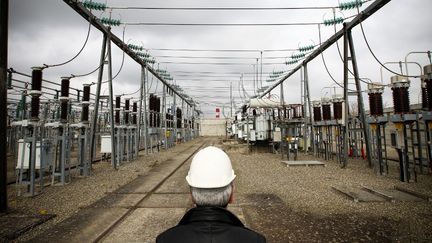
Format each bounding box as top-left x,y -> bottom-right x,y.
186,170 -> 236,189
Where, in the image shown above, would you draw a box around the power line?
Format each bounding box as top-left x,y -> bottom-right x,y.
177,79 -> 257,82
154,55 -> 288,60
174,74 -> 256,77
125,22 -> 320,26
170,71 -> 278,74
148,48 -> 297,52
108,6 -> 337,11
43,20 -> 92,69
159,61 -> 285,65
122,15 -> 356,27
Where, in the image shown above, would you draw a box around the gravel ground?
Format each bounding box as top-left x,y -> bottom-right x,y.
226,142 -> 432,242
8,137 -> 205,242
6,137 -> 432,242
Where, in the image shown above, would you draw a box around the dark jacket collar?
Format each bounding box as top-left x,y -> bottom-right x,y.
178,206 -> 244,227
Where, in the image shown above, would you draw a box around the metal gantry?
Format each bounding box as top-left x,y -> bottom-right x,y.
3,0 -> 201,199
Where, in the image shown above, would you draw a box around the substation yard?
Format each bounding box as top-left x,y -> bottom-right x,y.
1,136 -> 430,243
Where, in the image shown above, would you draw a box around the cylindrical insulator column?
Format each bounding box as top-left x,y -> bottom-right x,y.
332,95 -> 344,120
421,81 -> 428,110
30,67 -> 43,121
423,64 -> 432,111
115,95 -> 121,125
156,97 -> 161,127
81,84 -> 90,123
149,94 -> 154,127
321,97 -> 332,121
390,76 -> 410,114
124,98 -> 130,125
59,77 -> 70,123
367,83 -> 384,116
312,101 -> 322,122
132,102 -> 137,125
176,108 -> 182,129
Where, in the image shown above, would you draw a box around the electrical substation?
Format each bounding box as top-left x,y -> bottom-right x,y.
1,0 -> 432,242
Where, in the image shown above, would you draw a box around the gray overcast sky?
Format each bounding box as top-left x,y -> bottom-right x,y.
7,0 -> 432,118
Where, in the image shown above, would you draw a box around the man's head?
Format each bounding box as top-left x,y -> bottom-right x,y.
186,146 -> 236,208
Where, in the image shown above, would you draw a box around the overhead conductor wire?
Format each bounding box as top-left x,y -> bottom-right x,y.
331,8 -> 370,84
43,19 -> 92,69
356,7 -> 420,79
318,23 -> 356,92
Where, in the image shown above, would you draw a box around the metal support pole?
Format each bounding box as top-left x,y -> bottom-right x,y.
89,34 -> 107,165
107,31 -> 116,169
342,24 -> 349,168
304,64 -> 313,153
347,29 -> 373,167
0,0 -> 8,212
280,81 -> 284,107
142,66 -> 148,154
230,82 -> 233,118
162,84 -> 167,150
260,51 -> 263,89
136,66 -> 144,156
29,126 -> 37,195
173,94 -> 177,145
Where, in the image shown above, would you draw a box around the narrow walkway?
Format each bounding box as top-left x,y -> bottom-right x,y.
21,139 -> 432,242
29,138 -> 212,242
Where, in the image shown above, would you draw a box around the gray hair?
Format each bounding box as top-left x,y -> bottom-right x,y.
190,183 -> 233,207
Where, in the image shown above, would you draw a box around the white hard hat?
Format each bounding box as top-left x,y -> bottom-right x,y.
186,146 -> 236,188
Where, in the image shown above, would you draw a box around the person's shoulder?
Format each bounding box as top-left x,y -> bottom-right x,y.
156,225 -> 187,243
236,226 -> 266,242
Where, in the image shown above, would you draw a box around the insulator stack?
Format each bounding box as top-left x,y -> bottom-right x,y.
421,82 -> 428,110
30,67 -> 43,121
332,95 -> 344,120
424,64 -> 432,111
321,98 -> 332,121
132,102 -> 137,125
367,83 -> 384,116
156,97 -> 161,127
176,108 -> 182,128
290,104 -> 302,118
289,105 -> 295,119
30,96 -> 40,120
115,96 -> 121,125
124,98 -> 130,125
333,103 -> 343,120
83,85 -> 90,101
59,77 -> 70,122
60,102 -> 68,121
286,108 -> 291,119
166,113 -> 169,128
149,94 -> 153,127
148,95 -> 161,127
60,78 -> 70,98
81,106 -> 89,123
31,68 -> 42,92
81,84 -> 90,123
312,101 -> 322,122
166,113 -> 174,128
390,76 -> 410,114
149,94 -> 155,127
